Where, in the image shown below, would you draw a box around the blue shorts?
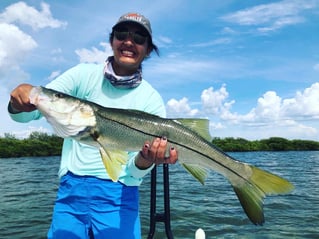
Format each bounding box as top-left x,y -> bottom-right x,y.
47,172 -> 141,239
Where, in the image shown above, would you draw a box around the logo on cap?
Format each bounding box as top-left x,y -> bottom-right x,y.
122,13 -> 143,23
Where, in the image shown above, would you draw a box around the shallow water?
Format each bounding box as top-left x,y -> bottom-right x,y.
0,151 -> 318,238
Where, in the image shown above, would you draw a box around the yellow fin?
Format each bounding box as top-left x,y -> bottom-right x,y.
250,166 -> 294,195
231,166 -> 294,225
99,147 -> 128,182
232,181 -> 265,225
174,118 -> 212,141
181,163 -> 208,185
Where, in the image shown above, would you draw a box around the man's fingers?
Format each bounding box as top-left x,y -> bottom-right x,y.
10,84 -> 36,112
141,142 -> 150,158
156,137 -> 167,160
163,147 -> 178,164
149,137 -> 161,160
141,137 -> 178,165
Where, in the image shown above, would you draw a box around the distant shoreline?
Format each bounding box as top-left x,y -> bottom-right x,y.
212,136 -> 319,152
1,132 -> 319,158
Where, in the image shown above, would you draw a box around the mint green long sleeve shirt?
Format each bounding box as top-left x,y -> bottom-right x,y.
9,63 -> 166,186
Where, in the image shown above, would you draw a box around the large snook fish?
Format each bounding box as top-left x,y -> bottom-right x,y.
29,86 -> 294,225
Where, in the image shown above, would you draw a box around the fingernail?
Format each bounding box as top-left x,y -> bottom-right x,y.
170,147 -> 174,150
162,136 -> 167,140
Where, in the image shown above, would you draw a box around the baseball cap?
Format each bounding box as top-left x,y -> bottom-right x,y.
112,13 -> 152,38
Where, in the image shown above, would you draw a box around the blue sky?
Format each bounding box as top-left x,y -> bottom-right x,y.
1,0 -> 319,140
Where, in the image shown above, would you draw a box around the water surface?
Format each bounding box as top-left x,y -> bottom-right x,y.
0,151 -> 318,238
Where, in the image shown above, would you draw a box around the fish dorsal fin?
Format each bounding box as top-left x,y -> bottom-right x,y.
174,118 -> 212,141
99,147 -> 128,182
181,163 -> 208,185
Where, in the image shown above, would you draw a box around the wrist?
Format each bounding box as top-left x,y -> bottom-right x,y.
135,151 -> 153,170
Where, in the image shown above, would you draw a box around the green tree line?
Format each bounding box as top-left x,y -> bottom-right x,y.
212,137 -> 319,152
0,132 -> 63,158
1,133 -> 319,158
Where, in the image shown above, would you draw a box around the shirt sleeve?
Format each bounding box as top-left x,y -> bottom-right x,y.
8,103 -> 42,123
118,151 -> 154,186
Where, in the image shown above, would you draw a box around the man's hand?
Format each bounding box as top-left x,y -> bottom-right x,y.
9,84 -> 36,113
135,137 -> 178,169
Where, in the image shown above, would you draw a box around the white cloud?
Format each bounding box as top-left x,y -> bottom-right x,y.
48,71 -> 61,82
221,27 -> 237,34
166,82 -> 319,139
190,38 -> 232,47
254,91 -> 282,120
0,23 -> 37,65
166,97 -> 199,117
0,2 -> 67,30
281,82 -> 319,117
0,2 -> 70,138
257,16 -> 304,33
75,42 -> 112,63
7,126 -> 52,139
0,23 -> 37,88
221,0 -> 317,32
201,85 -> 235,115
157,36 -> 172,44
146,57 -> 224,82
50,51 -> 66,63
236,83 -> 319,124
0,2 -> 68,90
210,122 -> 225,130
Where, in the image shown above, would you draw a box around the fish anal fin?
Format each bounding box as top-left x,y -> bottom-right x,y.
99,147 -> 128,182
182,163 -> 208,185
174,118 -> 212,141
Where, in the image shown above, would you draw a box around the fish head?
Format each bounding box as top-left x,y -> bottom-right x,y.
29,86 -> 96,138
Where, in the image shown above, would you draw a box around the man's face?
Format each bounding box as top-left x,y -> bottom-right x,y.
111,23 -> 150,75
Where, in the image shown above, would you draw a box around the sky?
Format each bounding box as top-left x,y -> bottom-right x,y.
1,0 -> 319,140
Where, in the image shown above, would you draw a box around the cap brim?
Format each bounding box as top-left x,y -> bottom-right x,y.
112,21 -> 152,38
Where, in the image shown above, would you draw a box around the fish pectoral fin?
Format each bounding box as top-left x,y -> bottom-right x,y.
99,147 -> 128,182
230,166 -> 294,225
181,163 -> 208,185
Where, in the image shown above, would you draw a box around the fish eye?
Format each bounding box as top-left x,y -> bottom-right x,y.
54,93 -> 64,98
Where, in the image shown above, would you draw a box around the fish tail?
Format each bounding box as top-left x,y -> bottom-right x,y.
230,166 -> 294,225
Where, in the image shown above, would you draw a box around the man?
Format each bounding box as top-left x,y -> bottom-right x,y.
9,12 -> 178,239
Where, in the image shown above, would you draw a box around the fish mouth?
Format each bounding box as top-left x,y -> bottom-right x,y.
29,86 -> 42,106
29,86 -> 97,138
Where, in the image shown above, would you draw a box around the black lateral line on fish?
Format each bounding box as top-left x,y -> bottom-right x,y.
101,114 -> 252,184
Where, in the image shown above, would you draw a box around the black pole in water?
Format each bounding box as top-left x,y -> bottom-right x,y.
147,164 -> 174,239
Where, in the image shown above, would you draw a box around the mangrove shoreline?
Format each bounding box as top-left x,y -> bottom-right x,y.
1,132 -> 319,158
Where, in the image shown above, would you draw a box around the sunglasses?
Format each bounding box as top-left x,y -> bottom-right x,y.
114,30 -> 148,45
